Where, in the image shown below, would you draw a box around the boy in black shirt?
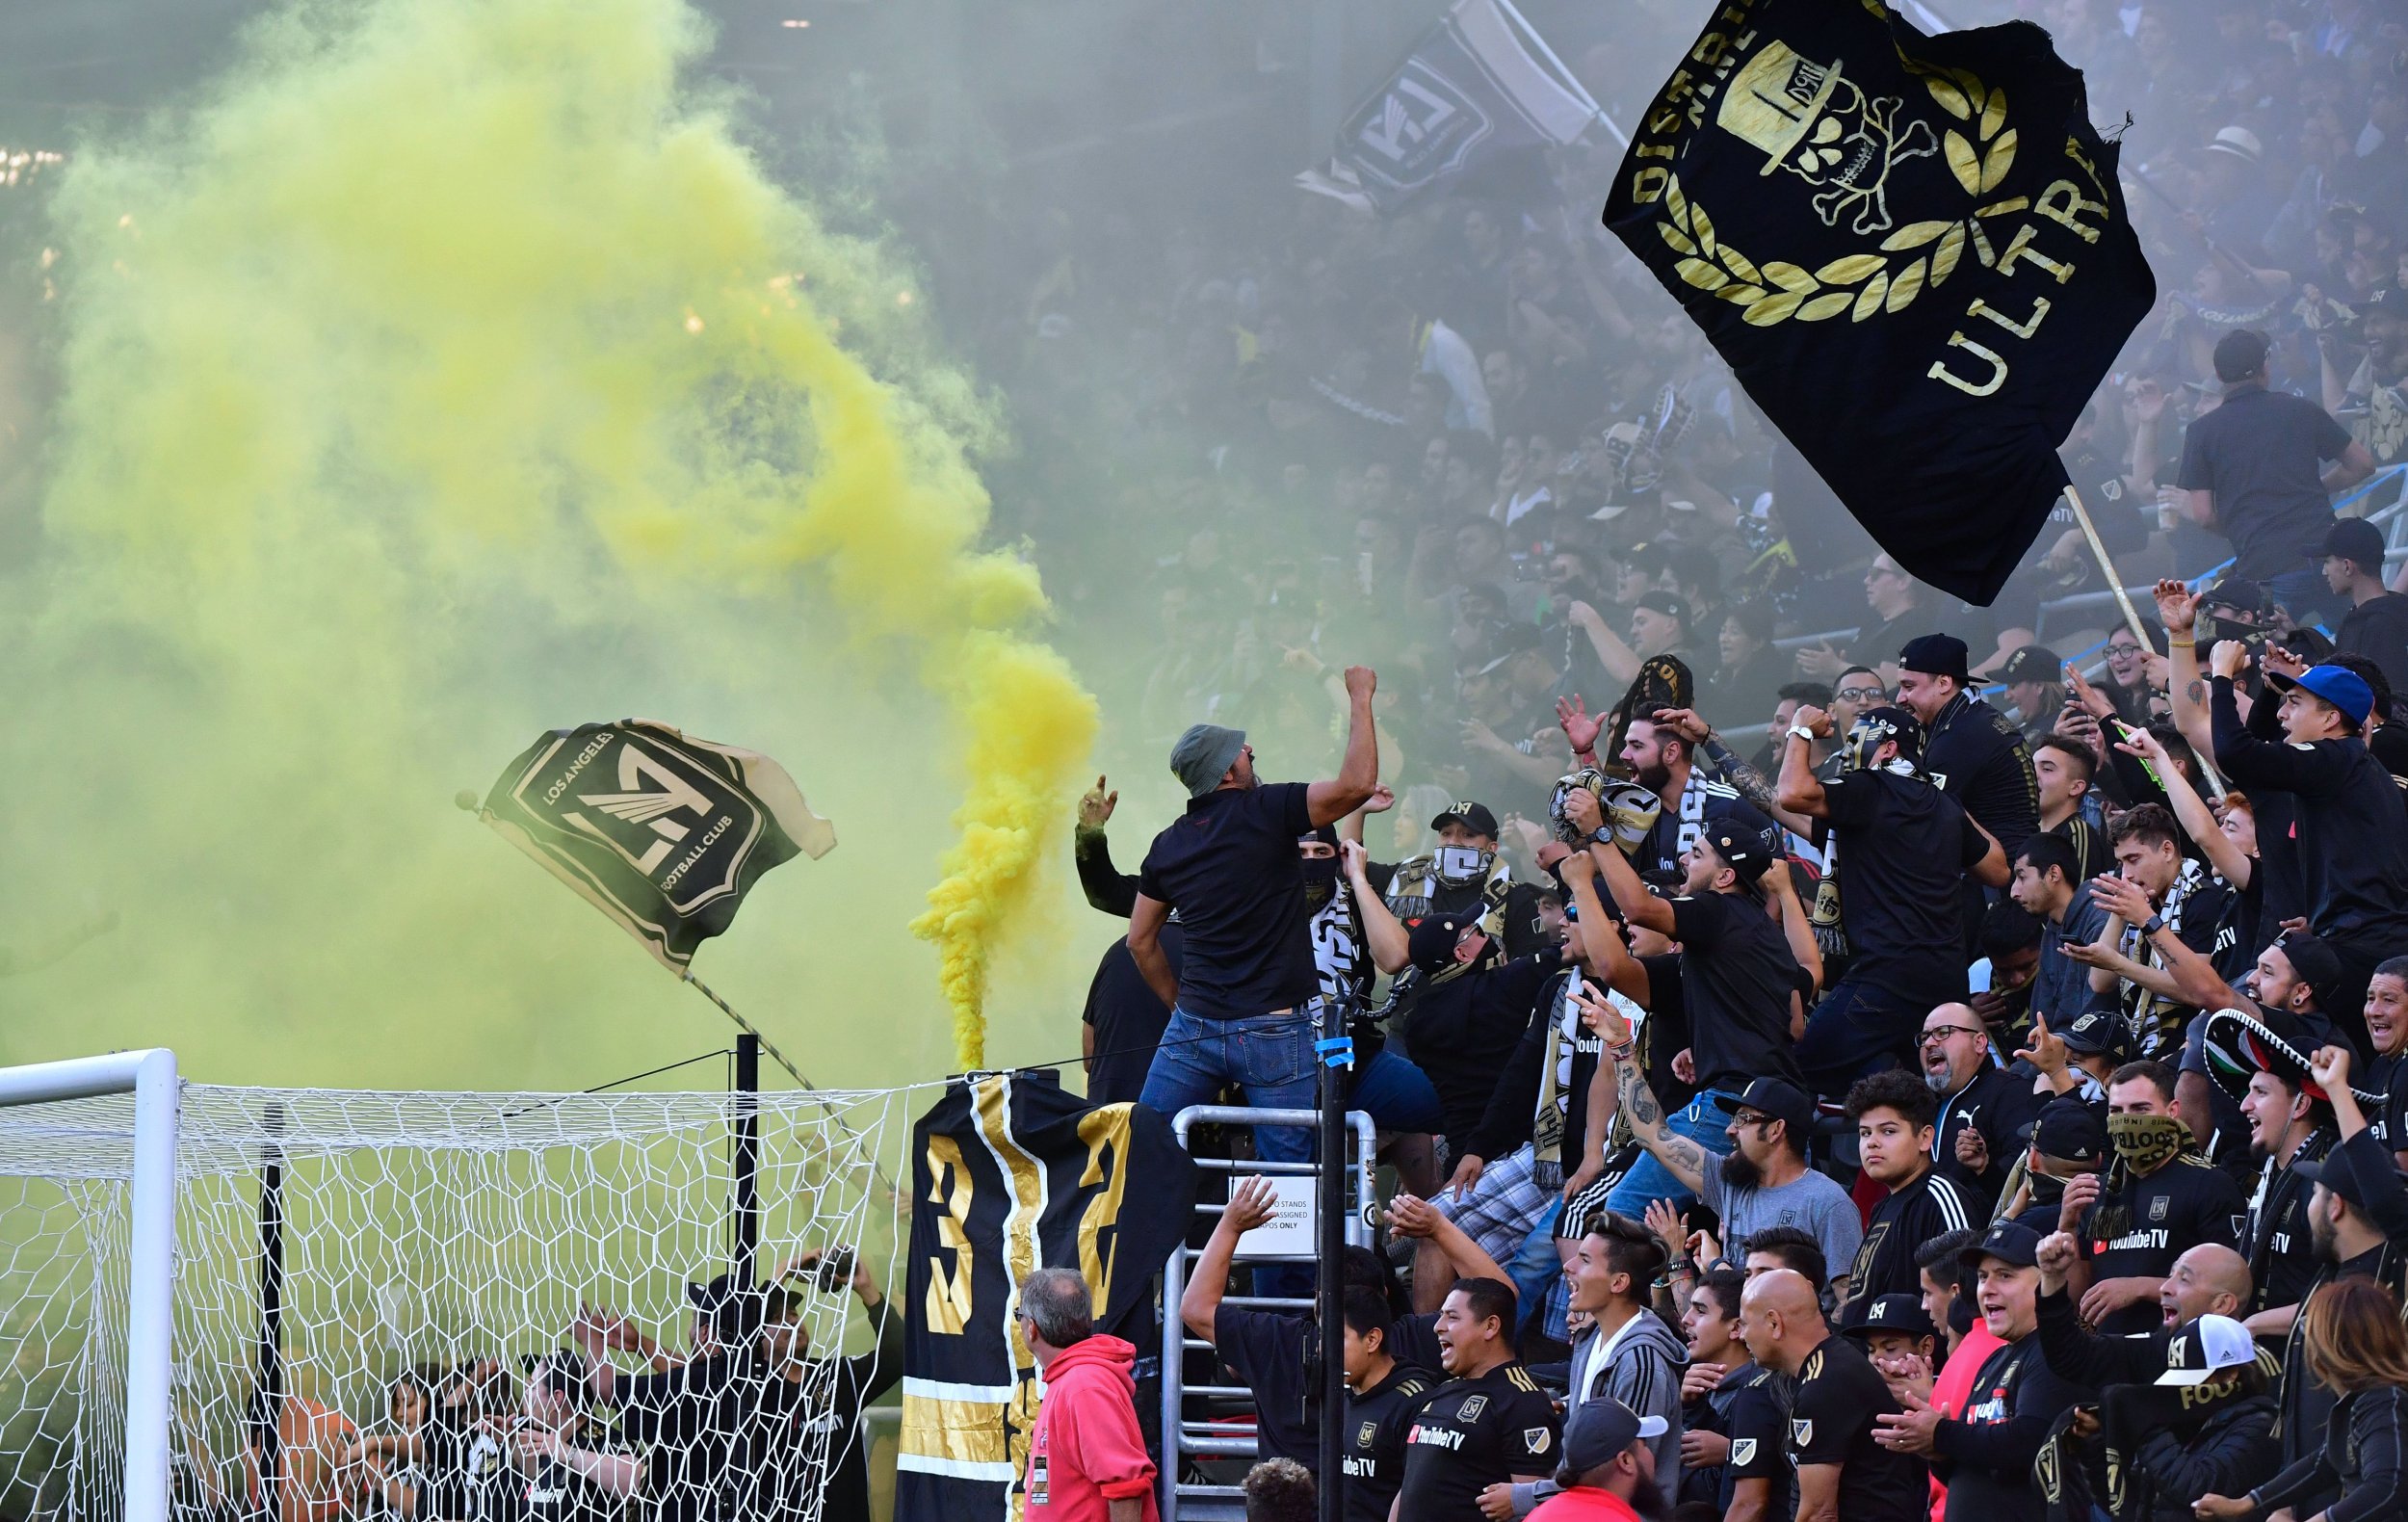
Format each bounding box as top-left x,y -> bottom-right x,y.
1838,1070 -> 1976,1321
1340,1287 -> 1436,1522
1396,1279 -> 1559,1522
1777,703 -> 2008,1090
1738,1269 -> 1928,1522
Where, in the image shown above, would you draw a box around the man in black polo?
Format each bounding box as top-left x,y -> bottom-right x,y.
1128,667 -> 1379,1167
1739,1269 -> 1928,1522
2178,327 -> 2375,623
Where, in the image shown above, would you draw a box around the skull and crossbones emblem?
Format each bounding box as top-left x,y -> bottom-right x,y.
1715,42 -> 1939,235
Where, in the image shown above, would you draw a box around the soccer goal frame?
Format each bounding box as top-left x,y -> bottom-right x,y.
0,1048 -> 179,1522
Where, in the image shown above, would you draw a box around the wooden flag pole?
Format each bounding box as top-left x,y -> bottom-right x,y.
2062,485 -> 2229,798
2063,485 -> 2157,655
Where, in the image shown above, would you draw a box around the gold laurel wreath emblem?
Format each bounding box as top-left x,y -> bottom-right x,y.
1656,64 -> 2017,328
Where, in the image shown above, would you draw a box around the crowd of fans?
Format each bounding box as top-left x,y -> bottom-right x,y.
1044,8 -> 2408,1522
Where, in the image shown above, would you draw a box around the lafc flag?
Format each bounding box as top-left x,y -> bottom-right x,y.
897,1071 -> 1197,1522
479,720 -> 834,970
1604,0 -> 2154,604
1298,0 -> 1604,214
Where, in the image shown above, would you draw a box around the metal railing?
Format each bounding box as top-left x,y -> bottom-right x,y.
1158,1104 -> 1378,1522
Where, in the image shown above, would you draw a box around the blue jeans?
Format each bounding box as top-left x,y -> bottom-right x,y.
1504,1199 -> 1566,1338
1350,1048 -> 1445,1134
1605,1089 -> 1738,1218
1138,1006 -> 1321,1166
2262,563 -> 2336,631
1796,977 -> 1920,1095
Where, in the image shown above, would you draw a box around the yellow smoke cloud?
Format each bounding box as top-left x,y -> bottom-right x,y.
9,0 -> 1091,1078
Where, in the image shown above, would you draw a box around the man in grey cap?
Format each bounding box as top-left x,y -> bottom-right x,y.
1128,666 -> 1380,1167
1526,1395 -> 1666,1522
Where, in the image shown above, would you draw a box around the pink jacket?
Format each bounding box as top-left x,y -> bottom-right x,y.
1025,1336 -> 1160,1522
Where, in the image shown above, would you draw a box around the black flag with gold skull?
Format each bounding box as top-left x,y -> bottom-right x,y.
1603,1 -> 2154,605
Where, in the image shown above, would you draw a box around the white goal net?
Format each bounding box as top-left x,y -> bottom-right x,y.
0,1073 -> 916,1522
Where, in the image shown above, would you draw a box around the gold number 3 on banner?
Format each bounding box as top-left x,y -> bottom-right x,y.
925,1134 -> 977,1333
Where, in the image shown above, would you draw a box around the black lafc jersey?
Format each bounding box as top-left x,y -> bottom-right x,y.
1343,1364 -> 1437,1522
2081,1154 -> 2244,1334
1699,1361 -> 1792,1519
1786,1335 -> 1928,1522
1396,1361 -> 1561,1522
1839,1168 -> 1975,1321
2245,1130 -> 2333,1315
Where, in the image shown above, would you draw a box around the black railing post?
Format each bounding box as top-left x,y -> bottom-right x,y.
733,1034 -> 761,1286
251,1102 -> 286,1521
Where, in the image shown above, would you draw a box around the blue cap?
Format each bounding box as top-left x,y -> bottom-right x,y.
2295,665 -> 2375,727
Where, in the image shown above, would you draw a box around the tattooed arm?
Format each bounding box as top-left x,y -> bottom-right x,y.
1576,985 -> 1708,1195
1690,726 -> 1817,836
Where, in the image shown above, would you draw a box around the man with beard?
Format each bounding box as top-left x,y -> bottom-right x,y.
747,1248 -> 902,1522
1779,705 -> 2010,1089
1603,711 -> 1778,881
2271,1048 -> 2408,1474
1581,989 -> 1859,1299
2055,1063 -> 2244,1336
1872,1223 -> 2093,1522
1525,1396 -> 1671,1522
1920,1003 -> 2046,1210
1838,1071 -> 1977,1322
1395,1280 -> 1559,1522
1569,815 -> 1812,1219
1675,1266 -> 1791,1522
1739,1270 -> 1929,1522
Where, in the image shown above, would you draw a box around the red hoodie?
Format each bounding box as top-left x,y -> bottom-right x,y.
1025,1335 -> 1160,1522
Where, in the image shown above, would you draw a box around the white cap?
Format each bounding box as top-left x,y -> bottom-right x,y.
2156,1314 -> 2257,1385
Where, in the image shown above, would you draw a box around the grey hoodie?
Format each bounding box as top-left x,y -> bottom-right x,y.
1508,1308 -> 1686,1515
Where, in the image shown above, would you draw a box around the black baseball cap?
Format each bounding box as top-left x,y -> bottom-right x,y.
1702,820 -> 1773,883
1634,591 -> 1690,627
1840,1293 -> 1936,1342
2199,577 -> 2272,619
2058,1009 -> 2130,1058
688,1273 -> 767,1342
1959,1220 -> 2043,1272
1713,1078 -> 1817,1138
2325,518 -> 2388,573
1899,633 -> 1972,683
2275,932 -> 2348,1018
2293,1147 -> 2374,1215
1432,800 -> 1502,838
2026,1096 -> 2107,1167
1999,644 -> 2062,685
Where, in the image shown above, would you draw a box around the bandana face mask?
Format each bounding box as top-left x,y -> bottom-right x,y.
1432,846 -> 1494,887
1840,714 -> 1914,774
2107,1113 -> 2189,1173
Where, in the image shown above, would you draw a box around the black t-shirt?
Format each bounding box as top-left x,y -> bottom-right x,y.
1921,694 -> 2040,858
2336,592 -> 2408,698
2176,385 -> 2356,579
1396,1362 -> 1561,1522
1669,891 -> 1806,1094
2244,1131 -> 2333,1315
2080,1155 -> 2245,1334
1343,1363 -> 1439,1522
1786,1335 -> 1929,1522
1821,771 -> 1991,1009
746,1301 -> 903,1522
1082,928 -> 1180,1106
1214,1306 -> 1316,1466
615,1352 -> 754,1522
1137,781 -> 1319,1017
1401,953 -> 1564,1157
1839,1168 -> 1976,1321
2370,1053 -> 2408,1151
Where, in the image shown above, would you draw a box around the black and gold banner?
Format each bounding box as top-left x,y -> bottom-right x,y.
1604,0 -> 2154,604
896,1071 -> 1197,1522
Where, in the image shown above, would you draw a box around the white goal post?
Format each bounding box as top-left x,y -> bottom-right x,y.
0,1048 -> 180,1522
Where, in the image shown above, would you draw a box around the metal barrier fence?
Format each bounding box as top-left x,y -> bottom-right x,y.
1157,1105 -> 1378,1522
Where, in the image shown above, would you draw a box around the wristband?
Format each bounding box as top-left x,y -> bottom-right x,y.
2168,638 -> 2194,648
2140,912 -> 2166,936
